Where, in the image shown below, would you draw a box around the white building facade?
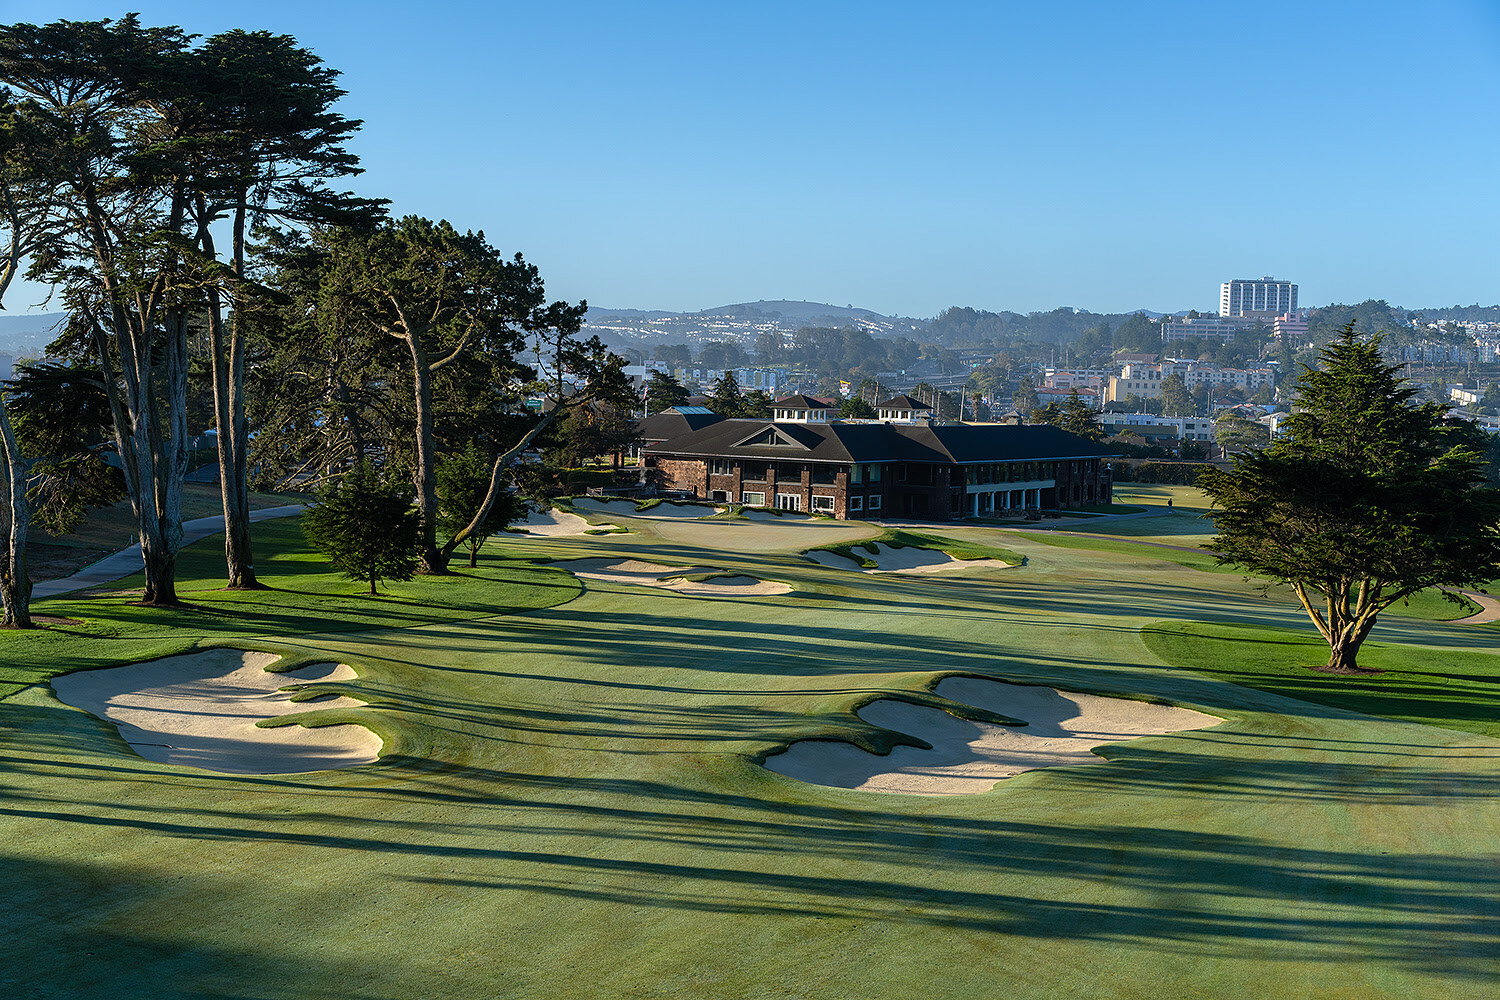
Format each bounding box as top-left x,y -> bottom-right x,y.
1221,277 -> 1298,318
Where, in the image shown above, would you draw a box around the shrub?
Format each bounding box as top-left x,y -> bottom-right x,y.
302,462 -> 421,594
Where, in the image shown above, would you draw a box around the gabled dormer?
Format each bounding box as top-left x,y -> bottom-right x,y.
772,394 -> 835,423
732,423 -> 813,450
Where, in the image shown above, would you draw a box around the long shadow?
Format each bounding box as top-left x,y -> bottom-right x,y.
0,759 -> 1495,980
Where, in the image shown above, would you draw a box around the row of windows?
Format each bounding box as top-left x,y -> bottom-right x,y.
707,459 -> 1099,488
718,491 -> 847,512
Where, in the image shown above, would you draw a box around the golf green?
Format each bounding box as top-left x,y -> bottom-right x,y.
0,507 -> 1494,999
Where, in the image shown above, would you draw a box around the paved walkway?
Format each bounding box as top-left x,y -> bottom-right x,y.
32,505 -> 306,600
1455,590 -> 1500,625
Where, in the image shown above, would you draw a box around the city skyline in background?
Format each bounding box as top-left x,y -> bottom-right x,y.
2,1 -> 1498,318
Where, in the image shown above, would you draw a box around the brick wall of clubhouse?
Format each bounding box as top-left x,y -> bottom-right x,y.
649,454 -> 1111,520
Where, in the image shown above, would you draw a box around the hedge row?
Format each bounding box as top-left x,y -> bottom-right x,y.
1114,461 -> 1218,485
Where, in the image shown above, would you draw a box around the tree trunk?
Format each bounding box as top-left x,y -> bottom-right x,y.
0,394 -> 33,629
404,331 -> 447,575
202,215 -> 260,589
439,406 -> 564,561
1321,610 -> 1380,673
96,302 -> 187,608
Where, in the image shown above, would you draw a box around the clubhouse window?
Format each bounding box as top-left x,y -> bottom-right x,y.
849,496 -> 863,511
811,495 -> 835,512
867,495 -> 882,510
740,491 -> 765,506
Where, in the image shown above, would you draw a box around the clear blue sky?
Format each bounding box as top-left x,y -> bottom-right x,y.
5,1 -> 1499,317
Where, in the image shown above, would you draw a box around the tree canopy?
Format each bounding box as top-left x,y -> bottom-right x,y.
1199,324 -> 1500,673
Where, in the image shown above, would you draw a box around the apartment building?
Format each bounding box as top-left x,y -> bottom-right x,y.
1221,277 -> 1298,318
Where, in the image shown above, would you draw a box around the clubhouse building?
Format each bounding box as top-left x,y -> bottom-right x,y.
641,396 -> 1113,521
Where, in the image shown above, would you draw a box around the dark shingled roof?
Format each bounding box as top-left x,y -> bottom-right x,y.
773,394 -> 835,408
646,420 -> 1114,465
877,394 -> 932,410
637,408 -> 726,445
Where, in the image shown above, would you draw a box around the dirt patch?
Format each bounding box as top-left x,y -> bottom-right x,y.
764,676 -> 1220,795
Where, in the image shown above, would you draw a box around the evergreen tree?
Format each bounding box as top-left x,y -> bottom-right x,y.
707,371 -> 743,414
646,370 -> 689,413
436,444 -> 529,568
302,462 -> 421,595
839,397 -> 876,419
1200,324 -> 1500,673
1160,373 -> 1194,417
739,389 -> 774,419
1057,390 -> 1106,442
1012,376 -> 1039,417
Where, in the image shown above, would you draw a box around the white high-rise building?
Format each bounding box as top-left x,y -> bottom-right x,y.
1220,277 -> 1297,318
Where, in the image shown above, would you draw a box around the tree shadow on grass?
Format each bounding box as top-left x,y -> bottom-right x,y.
0,853 -> 408,1000
0,752 -> 1495,984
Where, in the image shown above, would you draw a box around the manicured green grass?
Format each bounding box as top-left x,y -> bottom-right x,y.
1018,533 -> 1482,620
1141,619 -> 1500,737
0,507 -> 1495,999
1058,510 -> 1216,538
1019,529 -> 1231,572
2,519 -> 581,700
1070,502 -> 1144,514
1111,482 -> 1214,510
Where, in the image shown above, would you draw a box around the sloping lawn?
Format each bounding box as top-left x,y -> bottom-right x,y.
0,512 -> 1494,999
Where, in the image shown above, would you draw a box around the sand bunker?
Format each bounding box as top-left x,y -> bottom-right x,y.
51,649 -> 382,775
513,508 -> 621,536
563,558 -> 792,596
572,498 -> 724,520
764,675 -> 1220,795
806,543 -> 1011,574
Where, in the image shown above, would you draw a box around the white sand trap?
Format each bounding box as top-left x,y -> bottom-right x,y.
806,543 -> 1012,574
51,649 -> 382,775
764,676 -> 1221,795
513,508 -> 620,536
563,558 -> 791,596
572,498 -> 723,520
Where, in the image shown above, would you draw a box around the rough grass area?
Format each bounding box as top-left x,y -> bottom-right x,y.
806,527 -> 1025,568
27,482 -> 303,581
1141,619 -> 1500,738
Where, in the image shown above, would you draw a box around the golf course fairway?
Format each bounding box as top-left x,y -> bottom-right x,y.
0,505 -> 1495,1000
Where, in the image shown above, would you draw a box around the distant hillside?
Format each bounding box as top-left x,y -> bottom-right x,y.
583,300 -> 928,351
0,312 -> 66,354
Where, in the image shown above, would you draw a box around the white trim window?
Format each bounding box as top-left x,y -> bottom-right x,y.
868,495 -> 882,510
811,495 -> 835,512
849,496 -> 863,511
741,492 -> 765,506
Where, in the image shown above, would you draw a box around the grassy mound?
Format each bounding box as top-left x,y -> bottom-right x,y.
1141,619 -> 1500,737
